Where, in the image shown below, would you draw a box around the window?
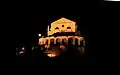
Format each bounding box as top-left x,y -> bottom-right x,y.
55,27 -> 59,29
50,39 -> 54,45
62,39 -> 66,45
62,25 -> 64,27
68,38 -> 73,45
75,38 -> 78,45
56,38 -> 61,45
67,27 -> 71,29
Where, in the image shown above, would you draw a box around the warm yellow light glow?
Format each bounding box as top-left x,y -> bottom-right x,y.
39,38 -> 44,45
51,18 -> 75,24
48,17 -> 76,36
38,17 -> 85,46
45,45 -> 50,48
47,53 -> 56,57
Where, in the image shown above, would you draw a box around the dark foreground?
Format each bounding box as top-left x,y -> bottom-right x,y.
15,49 -> 95,66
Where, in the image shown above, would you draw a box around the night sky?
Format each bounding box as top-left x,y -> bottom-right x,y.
9,1 -> 101,51
4,1 -> 119,65
1,1 -> 104,65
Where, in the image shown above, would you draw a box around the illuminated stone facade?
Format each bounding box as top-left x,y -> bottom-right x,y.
48,18 -> 76,36
39,17 -> 85,57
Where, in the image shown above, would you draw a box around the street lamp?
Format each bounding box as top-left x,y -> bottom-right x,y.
38,34 -> 41,37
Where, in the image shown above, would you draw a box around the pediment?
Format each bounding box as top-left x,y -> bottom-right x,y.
51,17 -> 75,24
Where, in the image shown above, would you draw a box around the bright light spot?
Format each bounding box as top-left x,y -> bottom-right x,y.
19,51 -> 24,54
38,34 -> 41,37
47,53 -> 56,58
22,47 -> 24,50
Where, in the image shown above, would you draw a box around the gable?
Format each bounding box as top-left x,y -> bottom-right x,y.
48,17 -> 76,36
51,17 -> 75,24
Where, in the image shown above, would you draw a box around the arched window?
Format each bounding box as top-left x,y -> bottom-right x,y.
75,38 -> 78,45
67,27 -> 71,29
62,39 -> 66,45
50,39 -> 54,45
56,38 -> 61,45
68,38 -> 73,45
55,27 -> 59,29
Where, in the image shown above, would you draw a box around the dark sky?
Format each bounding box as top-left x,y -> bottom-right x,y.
10,1 -> 101,46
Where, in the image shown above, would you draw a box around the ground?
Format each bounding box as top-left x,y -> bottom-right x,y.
15,47 -> 95,66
